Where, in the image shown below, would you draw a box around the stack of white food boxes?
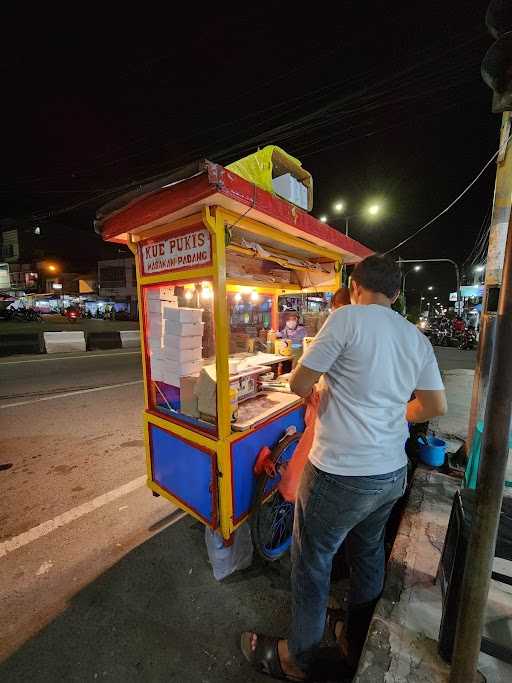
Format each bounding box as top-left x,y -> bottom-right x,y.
147,290 -> 204,387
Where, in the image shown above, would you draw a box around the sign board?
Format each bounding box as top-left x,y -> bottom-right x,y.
449,285 -> 484,302
52,283 -> 63,290
140,227 -> 212,276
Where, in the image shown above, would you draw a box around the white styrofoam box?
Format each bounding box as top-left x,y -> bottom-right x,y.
163,306 -> 203,323
44,331 -> 86,353
298,182 -> 308,209
159,301 -> 179,318
272,173 -> 308,210
150,358 -> 167,382
161,334 -> 204,350
148,299 -> 175,315
163,321 -> 204,337
149,325 -> 163,337
148,329 -> 163,344
159,346 -> 203,363
167,359 -> 203,376
148,299 -> 160,314
146,288 -> 162,300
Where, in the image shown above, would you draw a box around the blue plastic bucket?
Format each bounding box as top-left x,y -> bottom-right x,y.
419,436 -> 446,467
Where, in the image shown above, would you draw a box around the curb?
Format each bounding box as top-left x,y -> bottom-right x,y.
44,331 -> 87,354
0,333 -> 44,356
0,331 -> 140,357
120,330 -> 141,348
86,331 -> 122,351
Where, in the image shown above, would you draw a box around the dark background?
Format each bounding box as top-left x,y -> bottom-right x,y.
0,2 -> 500,304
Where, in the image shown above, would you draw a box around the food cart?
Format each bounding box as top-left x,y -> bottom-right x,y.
97,158 -> 372,556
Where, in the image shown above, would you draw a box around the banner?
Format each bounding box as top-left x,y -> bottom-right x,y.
140,227 -> 211,276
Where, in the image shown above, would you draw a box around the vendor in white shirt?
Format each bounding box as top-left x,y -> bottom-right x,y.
276,310 -> 307,344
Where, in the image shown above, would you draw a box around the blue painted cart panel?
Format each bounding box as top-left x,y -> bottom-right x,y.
230,406 -> 305,523
149,424 -> 217,526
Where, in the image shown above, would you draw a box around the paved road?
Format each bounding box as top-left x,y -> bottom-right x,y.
0,347 -> 476,681
0,349 -> 142,404
433,346 -> 476,372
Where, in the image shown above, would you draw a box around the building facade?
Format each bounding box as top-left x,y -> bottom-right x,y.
98,257 -> 138,318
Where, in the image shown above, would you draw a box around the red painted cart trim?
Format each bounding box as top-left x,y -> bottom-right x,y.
99,162 -> 373,262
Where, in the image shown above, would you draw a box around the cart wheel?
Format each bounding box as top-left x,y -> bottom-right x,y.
251,432 -> 302,562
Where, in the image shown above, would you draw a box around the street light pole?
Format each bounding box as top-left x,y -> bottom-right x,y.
397,258 -> 460,313
327,202 -> 382,238
330,214 -> 357,237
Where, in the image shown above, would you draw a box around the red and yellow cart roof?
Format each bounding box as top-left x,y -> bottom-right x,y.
96,160 -> 373,264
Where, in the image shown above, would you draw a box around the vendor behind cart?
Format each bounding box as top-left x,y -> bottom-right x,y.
276,309 -> 307,344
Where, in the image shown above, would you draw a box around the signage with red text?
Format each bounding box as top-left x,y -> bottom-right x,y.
140,227 -> 212,275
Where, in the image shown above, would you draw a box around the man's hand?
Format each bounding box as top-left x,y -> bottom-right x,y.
289,364 -> 322,399
406,389 -> 447,423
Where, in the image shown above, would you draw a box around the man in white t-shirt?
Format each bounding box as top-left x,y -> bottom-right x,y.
242,254 -> 446,681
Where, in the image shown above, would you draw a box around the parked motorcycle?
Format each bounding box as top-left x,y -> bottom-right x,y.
459,328 -> 477,351
64,307 -> 81,323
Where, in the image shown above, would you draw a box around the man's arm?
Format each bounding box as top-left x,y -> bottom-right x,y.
406,389 -> 447,423
289,363 -> 322,398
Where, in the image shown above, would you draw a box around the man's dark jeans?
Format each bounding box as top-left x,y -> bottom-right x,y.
288,460 -> 407,671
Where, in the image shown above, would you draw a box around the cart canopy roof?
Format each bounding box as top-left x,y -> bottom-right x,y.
96,160 -> 373,264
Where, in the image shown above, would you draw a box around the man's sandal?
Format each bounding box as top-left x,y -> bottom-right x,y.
240,632 -> 307,682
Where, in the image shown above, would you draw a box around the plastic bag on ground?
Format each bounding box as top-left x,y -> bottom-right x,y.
278,390 -> 320,502
204,523 -> 254,581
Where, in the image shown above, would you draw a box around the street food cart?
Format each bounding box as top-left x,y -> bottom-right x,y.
97,158 -> 372,554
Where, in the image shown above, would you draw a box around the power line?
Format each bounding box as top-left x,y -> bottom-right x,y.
10,27 -> 483,187
385,132 -> 512,254
464,203 -> 492,264
17,31 -> 487,222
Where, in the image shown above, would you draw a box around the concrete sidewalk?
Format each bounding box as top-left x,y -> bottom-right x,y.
356,351 -> 512,682
355,468 -> 512,682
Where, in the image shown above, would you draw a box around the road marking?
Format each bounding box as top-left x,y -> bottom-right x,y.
0,351 -> 140,366
0,380 -> 143,409
0,476 -> 147,558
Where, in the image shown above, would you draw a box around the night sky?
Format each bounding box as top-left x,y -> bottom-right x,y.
1,3 -> 500,304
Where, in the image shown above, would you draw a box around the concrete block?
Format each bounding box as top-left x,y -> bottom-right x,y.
0,333 -> 44,356
120,330 -> 141,348
44,331 -> 86,354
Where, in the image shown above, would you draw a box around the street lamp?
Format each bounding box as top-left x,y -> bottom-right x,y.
474,264 -> 485,285
321,200 -> 384,237
47,264 -> 57,272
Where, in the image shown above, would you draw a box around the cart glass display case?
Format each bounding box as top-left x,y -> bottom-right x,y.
142,279 -> 217,435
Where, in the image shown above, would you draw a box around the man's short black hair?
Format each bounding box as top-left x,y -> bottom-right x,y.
351,254 -> 401,299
